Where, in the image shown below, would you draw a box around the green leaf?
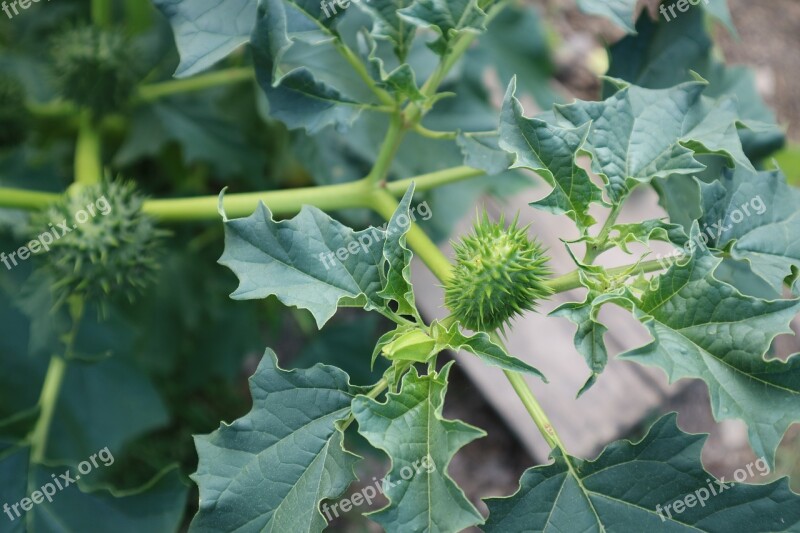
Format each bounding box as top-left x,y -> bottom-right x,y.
698,166 -> 800,291
398,0 -> 487,55
606,7 -> 783,160
0,446 -> 187,532
500,78 -> 603,230
469,4 -> 559,109
251,0 -> 381,132
576,0 -> 637,34
115,95 -> 266,178
485,413 -> 800,531
554,80 -> 750,203
608,218 -> 689,253
352,363 -> 485,531
551,297 -> 609,396
191,349 -> 362,532
621,235 -> 800,465
578,0 -> 735,35
154,0 -> 257,77
456,132 -> 514,175
377,184 -> 418,317
358,0 -> 417,60
430,320 -> 546,379
218,196 -> 390,328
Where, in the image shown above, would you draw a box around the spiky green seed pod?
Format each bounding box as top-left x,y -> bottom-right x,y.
445,213 -> 552,332
51,26 -> 137,116
0,75 -> 29,149
28,179 -> 166,311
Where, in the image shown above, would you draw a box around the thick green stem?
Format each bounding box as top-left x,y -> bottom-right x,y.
366,113 -> 407,185
0,164 -> 486,217
92,0 -> 113,28
136,68 -> 254,102
73,112 -> 104,187
0,188 -> 60,210
145,179 -> 373,221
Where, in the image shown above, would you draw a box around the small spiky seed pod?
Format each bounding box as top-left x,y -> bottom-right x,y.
445,213 -> 552,332
0,75 -> 29,149
51,26 -> 137,116
29,179 -> 166,311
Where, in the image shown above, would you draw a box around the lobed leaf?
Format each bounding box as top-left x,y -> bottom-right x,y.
352,363 -> 485,531
191,349 -> 362,532
485,413 -> 800,531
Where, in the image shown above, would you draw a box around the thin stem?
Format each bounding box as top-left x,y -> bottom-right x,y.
544,258 -> 669,293
73,111 -> 104,187
29,298 -> 84,463
584,203 -> 622,264
340,378 -> 389,431
386,166 -> 485,196
136,68 -> 253,102
366,112 -> 407,186
333,41 -> 395,107
413,124 -> 458,140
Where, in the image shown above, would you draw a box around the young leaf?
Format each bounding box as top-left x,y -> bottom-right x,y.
377,184 -> 418,317
456,132 -> 514,175
607,219 -> 689,254
352,363 -> 485,531
397,0 -> 487,55
191,349 -> 362,532
553,80 -> 751,203
500,78 -> 603,231
430,320 -> 546,379
698,166 -> 800,291
154,0 -> 257,77
218,197 -> 387,328
621,233 -> 800,466
358,0 -> 417,60
0,446 -> 187,532
484,413 -> 800,530
550,296 -> 609,396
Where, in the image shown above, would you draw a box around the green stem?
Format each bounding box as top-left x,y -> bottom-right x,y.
124,0 -> 151,34
413,124 -> 458,140
334,41 -> 395,107
92,0 -> 113,28
544,258 -> 669,293
366,112 -> 406,185
340,378 -> 389,431
136,68 -> 253,102
29,298 -> 84,463
386,166 -> 485,196
584,203 -> 622,264
0,164 -> 487,217
74,111 -> 104,187
144,179 -> 373,221
0,188 -> 60,210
